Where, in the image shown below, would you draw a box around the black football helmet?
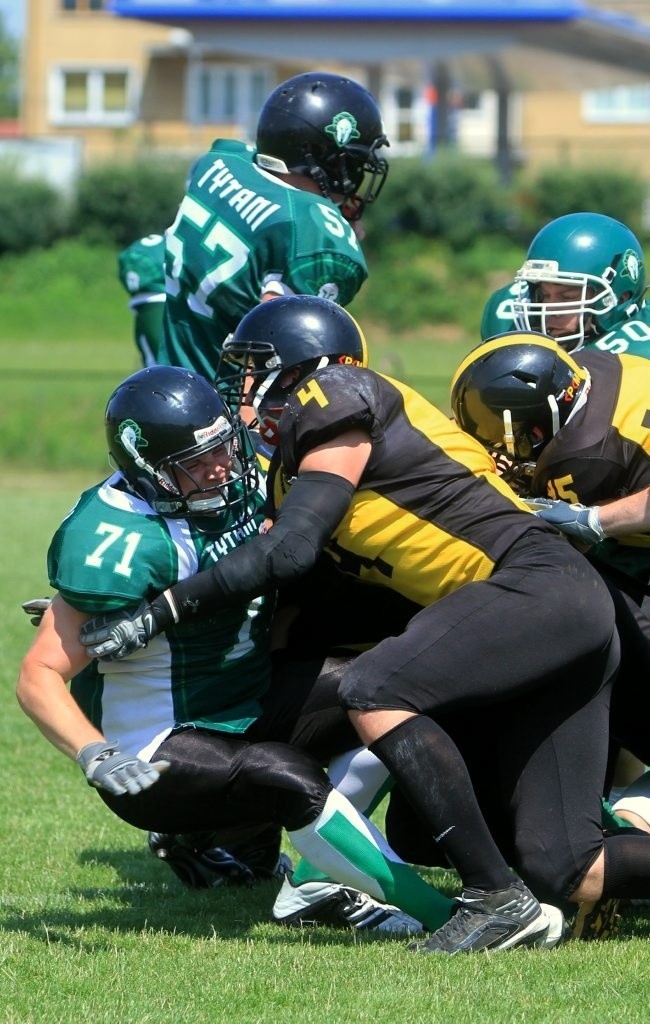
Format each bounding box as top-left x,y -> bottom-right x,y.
217,295 -> 369,447
255,72 -> 389,219
450,332 -> 589,463
105,365 -> 259,520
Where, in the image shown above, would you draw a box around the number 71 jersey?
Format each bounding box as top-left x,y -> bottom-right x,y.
47,473 -> 273,753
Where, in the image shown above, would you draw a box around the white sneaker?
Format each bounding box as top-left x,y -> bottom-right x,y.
539,903 -> 566,948
272,874 -> 424,935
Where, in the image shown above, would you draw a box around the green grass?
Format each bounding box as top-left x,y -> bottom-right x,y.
3,242 -> 650,1023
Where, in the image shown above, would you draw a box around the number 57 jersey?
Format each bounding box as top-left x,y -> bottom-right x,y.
160,139 -> 368,381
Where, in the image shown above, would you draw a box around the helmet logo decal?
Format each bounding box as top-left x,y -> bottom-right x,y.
318,282 -> 340,301
193,415 -> 230,445
619,249 -> 641,283
324,112 -> 361,148
117,419 -> 148,454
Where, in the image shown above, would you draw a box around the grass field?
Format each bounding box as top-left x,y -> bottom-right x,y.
3,242 -> 650,1023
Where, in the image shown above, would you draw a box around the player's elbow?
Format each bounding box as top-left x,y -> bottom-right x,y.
267,532 -> 321,582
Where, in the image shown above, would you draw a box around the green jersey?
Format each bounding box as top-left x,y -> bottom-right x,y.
160,139 -> 368,381
48,473 -> 273,759
117,234 -> 167,366
481,282 -> 650,357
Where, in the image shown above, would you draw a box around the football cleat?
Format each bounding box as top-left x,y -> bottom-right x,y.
539,903 -> 566,948
570,897 -> 621,941
272,874 -> 424,935
408,880 -> 551,954
148,828 -> 291,889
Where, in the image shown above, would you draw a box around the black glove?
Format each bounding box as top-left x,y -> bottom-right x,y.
523,498 -> 606,546
21,597 -> 52,627
79,599 -> 162,660
76,740 -> 170,796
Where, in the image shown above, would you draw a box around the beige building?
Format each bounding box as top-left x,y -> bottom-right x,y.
19,0 -> 650,181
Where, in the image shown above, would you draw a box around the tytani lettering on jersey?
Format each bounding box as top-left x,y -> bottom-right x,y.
196,158 -> 280,231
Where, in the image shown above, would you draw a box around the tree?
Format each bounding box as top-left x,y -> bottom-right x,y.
0,12 -> 19,119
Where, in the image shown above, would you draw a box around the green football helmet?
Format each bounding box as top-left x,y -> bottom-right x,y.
512,212 -> 646,352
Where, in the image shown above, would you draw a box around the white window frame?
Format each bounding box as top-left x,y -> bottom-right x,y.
582,84 -> 650,125
380,72 -> 430,156
185,63 -> 273,140
49,65 -> 137,127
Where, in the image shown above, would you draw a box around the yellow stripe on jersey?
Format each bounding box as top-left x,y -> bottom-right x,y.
613,353 -> 650,455
329,489 -> 498,606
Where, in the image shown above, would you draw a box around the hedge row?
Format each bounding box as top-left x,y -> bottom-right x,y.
0,151 -> 646,256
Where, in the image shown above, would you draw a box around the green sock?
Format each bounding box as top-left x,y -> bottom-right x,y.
601,796 -> 641,832
288,790 -> 453,931
291,858 -> 330,884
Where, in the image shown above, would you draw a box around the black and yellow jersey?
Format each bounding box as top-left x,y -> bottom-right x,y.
273,365 -> 555,607
533,349 -> 650,509
532,348 -> 650,586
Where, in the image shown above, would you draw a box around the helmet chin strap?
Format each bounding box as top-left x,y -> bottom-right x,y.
502,397 -> 559,459
503,409 -> 515,458
252,368 -> 282,416
253,356 -> 331,416
547,395 -> 560,438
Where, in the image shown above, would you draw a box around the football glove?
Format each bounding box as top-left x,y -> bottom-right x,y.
79,599 -> 162,660
21,597 -> 52,626
76,740 -> 170,797
523,498 -> 606,546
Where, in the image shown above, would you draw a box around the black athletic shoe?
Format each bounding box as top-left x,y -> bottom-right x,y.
148,827 -> 291,889
409,880 -> 551,954
570,898 -> 621,941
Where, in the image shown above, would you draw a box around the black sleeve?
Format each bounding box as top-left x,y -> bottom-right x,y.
151,471 -> 355,623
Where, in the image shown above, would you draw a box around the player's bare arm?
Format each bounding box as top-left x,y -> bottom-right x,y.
16,595 -> 100,760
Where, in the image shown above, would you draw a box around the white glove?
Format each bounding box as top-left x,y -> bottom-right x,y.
523,498 -> 606,545
22,597 -> 52,626
76,740 -> 170,796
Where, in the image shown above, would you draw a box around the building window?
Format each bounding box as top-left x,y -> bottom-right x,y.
61,1 -> 104,10
381,79 -> 427,155
583,84 -> 650,124
187,64 -> 272,139
50,68 -> 134,126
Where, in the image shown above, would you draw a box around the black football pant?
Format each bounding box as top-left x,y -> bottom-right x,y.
99,652 -> 359,842
339,530 -> 620,903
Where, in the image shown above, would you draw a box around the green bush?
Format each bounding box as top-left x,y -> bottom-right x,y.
0,170 -> 68,254
352,233 -> 522,337
515,165 -> 647,240
71,158 -> 188,245
364,152 -> 513,252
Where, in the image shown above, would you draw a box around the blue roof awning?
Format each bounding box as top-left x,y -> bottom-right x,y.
106,1 -> 650,81
109,1 -> 588,20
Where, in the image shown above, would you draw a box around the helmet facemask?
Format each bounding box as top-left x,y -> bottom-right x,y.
112,411 -> 259,523
512,261 -> 618,352
217,338 -> 330,448
515,213 -> 647,352
312,137 -> 389,220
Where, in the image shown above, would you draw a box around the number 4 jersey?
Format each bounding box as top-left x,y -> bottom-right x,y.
48,473 -> 273,759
